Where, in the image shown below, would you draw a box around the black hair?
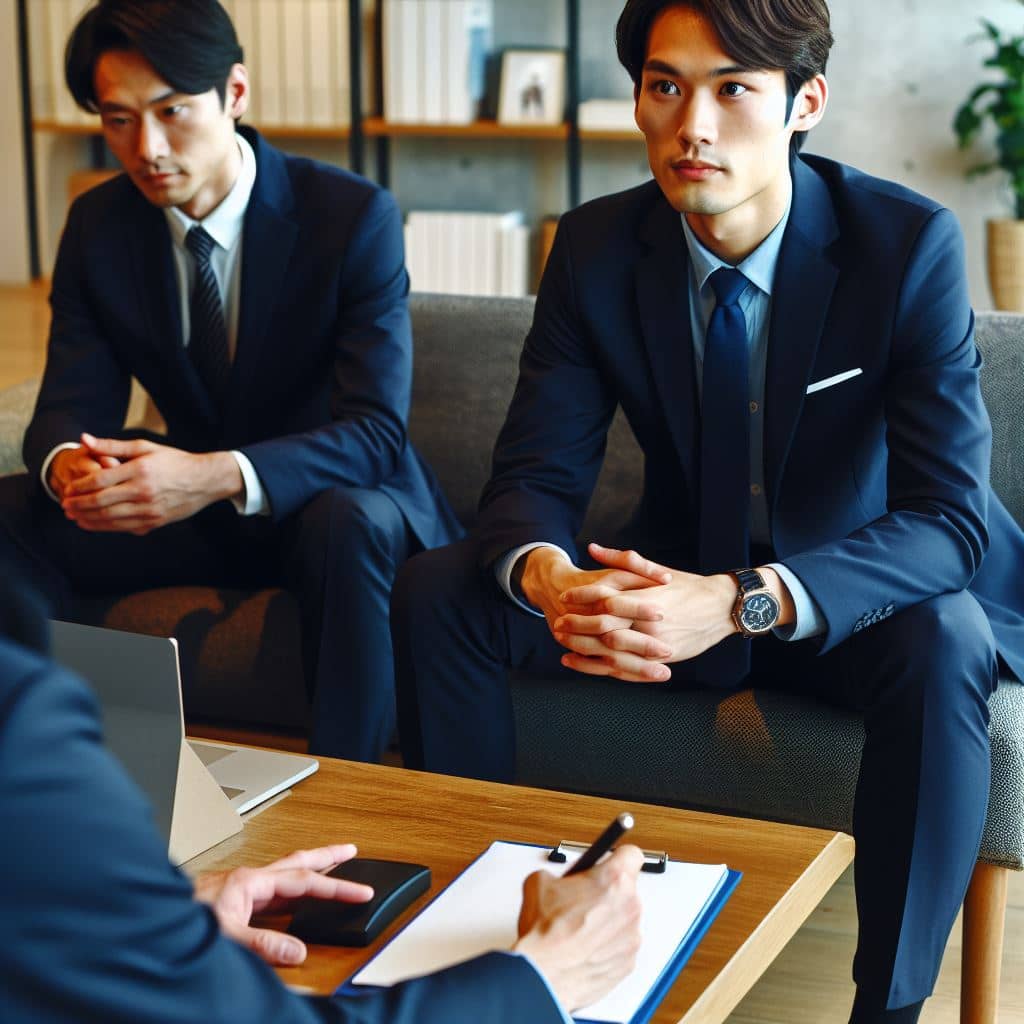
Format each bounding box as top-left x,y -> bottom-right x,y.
65,0 -> 244,112
616,0 -> 833,152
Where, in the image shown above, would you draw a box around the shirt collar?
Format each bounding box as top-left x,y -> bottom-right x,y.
680,195 -> 793,298
164,131 -> 256,252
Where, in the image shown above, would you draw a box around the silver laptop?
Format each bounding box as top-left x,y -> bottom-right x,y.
50,619 -> 318,830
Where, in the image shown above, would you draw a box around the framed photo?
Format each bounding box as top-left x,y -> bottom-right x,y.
497,49 -> 567,126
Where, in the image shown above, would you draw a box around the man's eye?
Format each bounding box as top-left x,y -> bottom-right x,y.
163,104 -> 185,117
652,80 -> 680,96
720,82 -> 748,97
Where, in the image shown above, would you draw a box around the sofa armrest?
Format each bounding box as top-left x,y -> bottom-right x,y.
0,378 -> 39,476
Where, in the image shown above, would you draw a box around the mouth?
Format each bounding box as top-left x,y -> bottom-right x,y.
670,160 -> 722,181
139,170 -> 181,186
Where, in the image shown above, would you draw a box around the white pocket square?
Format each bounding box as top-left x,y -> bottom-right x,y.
806,368 -> 863,395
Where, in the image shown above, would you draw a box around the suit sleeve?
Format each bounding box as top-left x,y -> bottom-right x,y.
782,209 -> 991,651
0,644 -> 565,1024
21,198 -> 133,483
239,188 -> 414,523
476,216 -> 618,566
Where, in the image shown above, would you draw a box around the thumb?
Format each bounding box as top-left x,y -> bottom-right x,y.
233,924 -> 307,966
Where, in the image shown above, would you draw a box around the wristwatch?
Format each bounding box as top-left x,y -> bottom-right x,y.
731,568 -> 781,637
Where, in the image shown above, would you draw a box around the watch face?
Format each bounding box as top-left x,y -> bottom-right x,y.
740,592 -> 780,633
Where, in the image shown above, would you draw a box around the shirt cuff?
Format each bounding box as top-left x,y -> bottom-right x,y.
768,562 -> 826,641
495,543 -> 573,615
502,951 -> 574,1024
229,451 -> 271,516
40,442 -> 81,503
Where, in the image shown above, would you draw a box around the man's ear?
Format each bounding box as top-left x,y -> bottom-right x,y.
225,63 -> 250,120
789,73 -> 828,135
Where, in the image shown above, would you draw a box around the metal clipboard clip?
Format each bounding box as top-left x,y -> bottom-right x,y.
547,839 -> 668,873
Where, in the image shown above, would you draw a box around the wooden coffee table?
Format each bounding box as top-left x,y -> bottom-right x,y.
186,756 -> 854,1023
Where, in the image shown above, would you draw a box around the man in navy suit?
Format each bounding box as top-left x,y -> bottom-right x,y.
0,0 -> 459,761
393,1 -> 1024,1020
0,561 -> 643,1024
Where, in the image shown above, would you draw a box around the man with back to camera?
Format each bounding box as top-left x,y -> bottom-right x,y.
0,0 -> 460,762
0,552 -> 644,1024
392,0 -> 1024,1020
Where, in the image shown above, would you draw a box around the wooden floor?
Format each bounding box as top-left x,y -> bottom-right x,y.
2,281 -> 1022,1022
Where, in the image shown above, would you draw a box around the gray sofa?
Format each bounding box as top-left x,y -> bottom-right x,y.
2,293 -> 1021,1016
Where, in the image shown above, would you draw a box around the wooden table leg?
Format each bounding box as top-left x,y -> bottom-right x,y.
960,860 -> 1009,1024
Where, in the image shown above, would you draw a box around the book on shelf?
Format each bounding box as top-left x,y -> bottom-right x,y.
578,98 -> 642,133
383,0 -> 493,125
255,0 -> 283,125
405,210 -> 529,297
281,0 -> 308,126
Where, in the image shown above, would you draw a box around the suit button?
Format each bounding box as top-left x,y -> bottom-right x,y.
750,484 -> 762,496
749,401 -> 759,413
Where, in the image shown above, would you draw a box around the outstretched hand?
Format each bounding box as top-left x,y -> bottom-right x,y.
193,844 -> 374,966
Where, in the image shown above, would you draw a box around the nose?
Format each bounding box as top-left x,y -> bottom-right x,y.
136,116 -> 169,163
675,89 -> 717,149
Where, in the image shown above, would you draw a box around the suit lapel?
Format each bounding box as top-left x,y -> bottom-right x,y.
225,130 -> 299,427
127,196 -> 220,428
764,158 -> 840,523
635,191 -> 701,493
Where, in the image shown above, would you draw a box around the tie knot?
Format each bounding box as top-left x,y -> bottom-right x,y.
185,225 -> 216,265
709,267 -> 747,308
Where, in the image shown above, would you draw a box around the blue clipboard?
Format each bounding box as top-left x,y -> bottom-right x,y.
335,840 -> 741,1024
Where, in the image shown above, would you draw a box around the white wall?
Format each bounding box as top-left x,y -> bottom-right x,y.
0,0 -> 30,283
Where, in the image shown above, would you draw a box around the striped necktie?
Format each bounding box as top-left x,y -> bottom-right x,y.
185,225 -> 230,404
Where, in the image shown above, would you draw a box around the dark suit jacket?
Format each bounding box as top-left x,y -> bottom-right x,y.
477,154 -> 1024,678
23,127 -> 459,548
0,636 -> 565,1023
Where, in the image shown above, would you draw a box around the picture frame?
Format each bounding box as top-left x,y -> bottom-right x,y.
497,49 -> 567,126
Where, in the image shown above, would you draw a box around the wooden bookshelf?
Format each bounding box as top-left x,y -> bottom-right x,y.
579,127 -> 644,142
33,120 -> 101,135
363,117 -> 569,140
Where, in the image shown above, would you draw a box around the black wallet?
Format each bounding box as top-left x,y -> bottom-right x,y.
288,858 -> 431,947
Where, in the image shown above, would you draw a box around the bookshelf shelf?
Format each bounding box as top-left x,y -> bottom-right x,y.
32,120 -> 351,142
33,120 -> 100,135
579,128 -> 644,143
363,117 -> 569,141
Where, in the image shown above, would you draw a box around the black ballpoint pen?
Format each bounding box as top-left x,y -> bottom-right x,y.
563,812 -> 635,876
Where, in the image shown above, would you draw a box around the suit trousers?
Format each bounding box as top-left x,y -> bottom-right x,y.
391,539 -> 999,1011
0,472 -> 412,762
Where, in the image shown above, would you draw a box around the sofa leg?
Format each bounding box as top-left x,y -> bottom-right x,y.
960,860 -> 1008,1024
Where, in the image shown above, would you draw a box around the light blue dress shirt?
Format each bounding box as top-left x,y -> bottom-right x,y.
498,203 -> 826,643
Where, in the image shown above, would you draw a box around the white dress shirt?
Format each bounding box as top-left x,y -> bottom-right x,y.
41,132 -> 270,517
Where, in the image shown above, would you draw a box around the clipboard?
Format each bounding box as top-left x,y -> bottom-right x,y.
336,839 -> 741,1024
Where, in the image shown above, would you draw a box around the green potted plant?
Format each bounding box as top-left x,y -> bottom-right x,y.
954,13 -> 1024,310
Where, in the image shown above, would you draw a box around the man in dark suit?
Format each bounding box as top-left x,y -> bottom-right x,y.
392,1 -> 1024,1021
0,0 -> 460,761
0,559 -> 643,1024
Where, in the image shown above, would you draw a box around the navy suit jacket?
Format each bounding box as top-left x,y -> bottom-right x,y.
23,127 -> 460,547
0,636 -> 564,1023
478,155 -> 1024,678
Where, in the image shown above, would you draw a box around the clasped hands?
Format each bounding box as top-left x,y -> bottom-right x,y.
50,433 -> 243,535
521,542 -> 743,682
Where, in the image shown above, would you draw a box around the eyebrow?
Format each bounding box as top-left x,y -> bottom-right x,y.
642,58 -> 759,79
97,89 -> 180,114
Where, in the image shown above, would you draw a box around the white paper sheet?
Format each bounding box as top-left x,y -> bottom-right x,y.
351,841 -> 729,1023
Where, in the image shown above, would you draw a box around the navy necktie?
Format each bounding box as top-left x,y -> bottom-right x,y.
696,267 -> 752,684
185,225 -> 230,404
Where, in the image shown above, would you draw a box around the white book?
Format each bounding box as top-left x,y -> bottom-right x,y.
403,222 -> 422,293
398,0 -> 421,122
330,0 -> 351,126
578,98 -> 641,133
474,214 -> 495,295
27,1 -> 54,120
443,1 -> 469,124
256,0 -> 282,125
382,0 -> 399,121
233,0 -> 260,123
305,0 -> 332,125
47,0 -> 74,124
281,0 -> 308,125
422,0 -> 443,123
465,0 -> 492,119
68,0 -> 94,124
499,223 -> 529,297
